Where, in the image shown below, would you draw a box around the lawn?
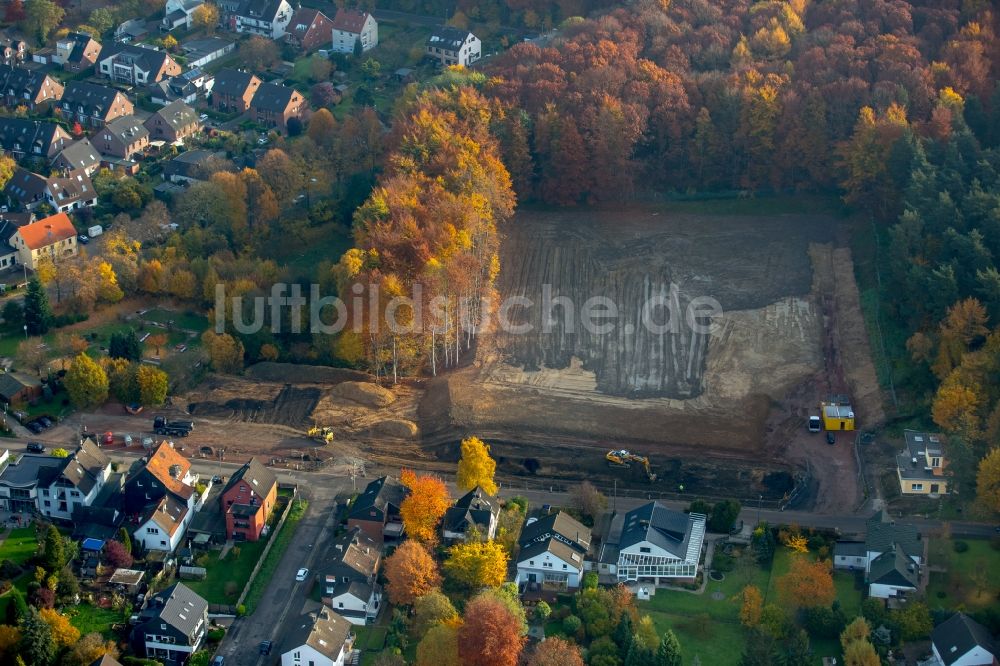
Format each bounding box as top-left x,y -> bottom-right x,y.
243,498 -> 309,613
0,571 -> 33,622
0,526 -> 39,565
185,538 -> 270,605
66,603 -> 121,638
260,222 -> 352,280
139,308 -> 210,333
926,538 -> 1000,613
644,609 -> 745,666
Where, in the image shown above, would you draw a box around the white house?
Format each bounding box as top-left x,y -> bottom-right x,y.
599,502 -> 706,583
441,486 -> 499,541
234,0 -> 294,39
131,583 -> 208,666
515,511 -> 590,591
325,581 -> 380,625
125,441 -> 203,553
282,606 -> 354,666
833,511 -> 923,599
0,440 -> 110,519
330,9 -> 378,54
931,613 -> 997,666
425,27 -> 481,67
133,494 -> 191,553
867,547 -> 919,599
162,0 -> 205,31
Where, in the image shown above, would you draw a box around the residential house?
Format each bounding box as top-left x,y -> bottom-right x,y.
0,372 -> 42,404
115,19 -> 149,44
330,9 -> 378,54
211,68 -> 261,113
52,138 -> 102,176
53,32 -> 102,73
0,441 -> 111,519
597,502 -> 707,584
162,0 -> 205,31
320,527 -> 381,624
8,211 -> 79,268
281,606 -> 354,666
181,37 -> 235,68
249,81 -> 307,131
232,0 -> 294,39
897,429 -> 949,496
98,44 -> 182,86
0,39 -> 27,65
130,582 -> 208,666
441,486 -> 499,541
134,495 -> 191,553
347,476 -> 407,542
286,8 -> 334,53
144,100 -> 202,143
0,64 -> 63,111
5,169 -> 96,215
220,457 -> 277,541
516,511 -> 591,590
93,115 -> 149,160
59,81 -> 134,128
162,149 -> 226,184
0,118 -> 72,158
833,511 -> 923,599
151,69 -> 214,106
931,612 -> 997,666
0,222 -> 18,271
89,655 -> 124,666
124,441 -> 200,552
425,27 -> 481,67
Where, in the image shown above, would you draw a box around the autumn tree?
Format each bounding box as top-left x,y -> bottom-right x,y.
192,3 -> 219,33
21,0 -> 64,44
257,149 -> 304,207
456,436 -> 497,495
740,585 -> 763,627
444,540 -> 508,589
65,353 -> 109,408
571,481 -> 607,523
399,470 -> 451,544
242,35 -> 279,71
416,624 -> 460,666
777,556 -> 835,608
383,541 -> 442,606
146,333 -> 168,357
38,608 -> 79,648
841,618 -> 878,666
0,155 -> 15,192
15,339 -> 49,377
976,448 -> 1000,514
458,594 -> 526,666
201,331 -> 245,373
102,541 -> 133,569
64,632 -> 120,666
527,636 -> 584,666
0,624 -> 20,660
137,365 -> 169,406
410,590 -> 458,639
4,0 -> 25,23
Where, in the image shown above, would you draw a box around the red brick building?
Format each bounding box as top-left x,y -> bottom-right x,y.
220,458 -> 277,541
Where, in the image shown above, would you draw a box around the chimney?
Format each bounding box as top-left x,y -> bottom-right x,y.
335,544 -> 343,552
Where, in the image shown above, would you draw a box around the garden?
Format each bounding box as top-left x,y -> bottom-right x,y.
926,537 -> 1000,614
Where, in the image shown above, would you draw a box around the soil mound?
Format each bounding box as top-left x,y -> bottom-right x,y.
333,381 -> 397,408
372,419 -> 419,438
247,362 -> 371,384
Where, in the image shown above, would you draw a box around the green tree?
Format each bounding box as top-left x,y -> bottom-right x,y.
136,365 -> 168,406
2,299 -> 23,328
65,353 -> 109,408
655,629 -> 682,666
42,525 -> 64,573
109,329 -> 142,362
87,7 -> 114,34
708,499 -> 742,533
21,0 -> 64,44
117,527 -> 132,555
18,606 -> 55,665
782,629 -> 812,666
23,278 -> 53,335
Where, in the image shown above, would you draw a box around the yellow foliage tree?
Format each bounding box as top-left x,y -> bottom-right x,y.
786,534 -> 809,553
976,448 -> 1000,514
456,436 -> 497,495
97,261 -> 123,303
739,585 -> 763,627
840,617 -> 871,651
0,624 -> 20,658
932,376 -> 981,435
39,608 -> 80,648
444,540 -> 508,589
843,640 -> 880,666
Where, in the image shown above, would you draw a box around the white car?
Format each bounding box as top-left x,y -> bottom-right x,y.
295,568 -> 309,582
199,113 -> 208,121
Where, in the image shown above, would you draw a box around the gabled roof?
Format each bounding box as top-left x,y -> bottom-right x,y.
103,115 -> 149,145
57,439 -> 111,495
89,655 -> 124,666
322,527 -> 380,580
249,81 -> 301,113
867,547 -> 918,589
100,43 -> 175,74
141,441 -> 194,501
54,138 -> 101,172
833,541 -> 866,558
283,606 -> 351,660
0,118 -> 71,155
932,612 -> 997,666
144,582 -> 207,637
427,26 -> 476,51
288,8 -> 332,40
238,0 -> 287,21
212,68 -> 260,97
348,476 -> 407,521
222,457 -> 277,498
619,502 -> 692,558
0,64 -> 59,98
146,99 -> 199,132
140,494 -> 190,537
865,511 -> 920,558
0,372 -> 35,400
61,32 -> 101,64
518,511 -> 590,551
61,81 -> 126,116
518,536 -> 585,570
442,486 -> 497,534
16,212 -> 76,250
331,8 -> 372,34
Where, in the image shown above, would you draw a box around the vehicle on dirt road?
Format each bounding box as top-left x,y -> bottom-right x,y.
153,416 -> 194,437
808,415 -> 821,433
826,431 -> 836,445
307,425 -> 334,444
27,442 -> 45,453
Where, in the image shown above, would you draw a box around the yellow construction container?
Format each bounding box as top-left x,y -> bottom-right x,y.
821,402 -> 855,431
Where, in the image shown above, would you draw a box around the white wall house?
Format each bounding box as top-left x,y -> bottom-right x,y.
833,511 -> 923,599
282,606 -> 354,666
516,541 -> 585,589
38,442 -> 112,521
133,495 -> 191,553
235,0 -> 293,39
425,27 -> 481,67
330,9 -> 378,54
931,613 -> 997,666
325,581 -> 380,625
599,503 -> 706,583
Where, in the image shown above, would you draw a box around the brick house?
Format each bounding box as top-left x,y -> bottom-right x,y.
144,100 -> 202,142
286,8 -> 334,53
211,68 -> 261,113
220,458 -> 277,541
98,44 -> 182,86
93,116 -> 149,160
59,81 -> 134,129
346,476 -> 407,543
53,32 -> 102,73
0,64 -> 64,111
249,81 -> 308,131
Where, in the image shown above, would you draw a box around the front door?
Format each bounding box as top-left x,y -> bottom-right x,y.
930,484 -> 939,493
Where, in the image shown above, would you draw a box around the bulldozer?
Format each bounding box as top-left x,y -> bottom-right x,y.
307,426 -> 334,445
606,449 -> 657,481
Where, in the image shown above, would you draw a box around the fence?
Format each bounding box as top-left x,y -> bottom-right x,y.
234,484 -> 298,610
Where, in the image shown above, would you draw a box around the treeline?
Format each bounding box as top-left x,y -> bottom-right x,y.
370,0 -> 615,30
485,0 -> 999,203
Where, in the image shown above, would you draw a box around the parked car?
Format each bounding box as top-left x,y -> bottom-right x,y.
37,416 -> 53,428
295,568 -> 309,582
259,640 -> 273,655
26,421 -> 43,434
211,657 -> 224,666
199,113 -> 209,121
808,415 -> 821,433
826,431 -> 836,445
26,442 -> 45,453
77,234 -> 89,244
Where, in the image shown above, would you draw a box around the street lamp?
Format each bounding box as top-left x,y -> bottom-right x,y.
22,325 -> 27,339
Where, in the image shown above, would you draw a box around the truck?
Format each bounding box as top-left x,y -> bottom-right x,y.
88,224 -> 103,238
153,416 -> 194,437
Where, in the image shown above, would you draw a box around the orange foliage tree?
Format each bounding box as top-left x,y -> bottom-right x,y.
383,541 -> 442,606
458,594 -> 527,666
527,636 -> 585,666
777,556 -> 835,608
400,469 -> 451,544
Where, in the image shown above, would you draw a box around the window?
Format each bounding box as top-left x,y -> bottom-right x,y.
911,483 -> 923,491
147,527 -> 159,534
160,540 -> 166,546
639,547 -> 651,554
930,457 -> 940,467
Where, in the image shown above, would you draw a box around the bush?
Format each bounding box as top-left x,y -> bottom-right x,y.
713,552 -> 735,572
0,559 -> 21,579
207,627 -> 226,642
563,615 -> 582,634
236,604 -> 247,616
507,496 -> 529,514
953,541 -> 969,553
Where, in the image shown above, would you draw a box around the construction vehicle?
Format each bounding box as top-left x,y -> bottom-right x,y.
606,449 -> 657,481
307,426 -> 334,444
153,416 -> 194,437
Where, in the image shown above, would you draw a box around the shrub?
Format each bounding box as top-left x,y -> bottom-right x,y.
236,604 -> 247,616
953,541 -> 969,553
713,552 -> 735,572
563,615 -> 582,634
207,627 -> 226,642
0,559 -> 21,579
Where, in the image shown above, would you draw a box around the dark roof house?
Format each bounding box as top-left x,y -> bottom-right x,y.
0,117 -> 72,158
931,612 -> 997,666
442,486 -> 499,540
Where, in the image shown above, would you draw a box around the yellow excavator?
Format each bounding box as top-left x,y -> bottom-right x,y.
307,426 -> 334,444
606,449 -> 657,481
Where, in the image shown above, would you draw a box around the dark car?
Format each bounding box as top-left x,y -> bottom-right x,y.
26,421 -> 43,434
27,442 -> 45,453
826,431 -> 836,445
38,416 -> 53,428
259,641 -> 273,655
211,657 -> 224,666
